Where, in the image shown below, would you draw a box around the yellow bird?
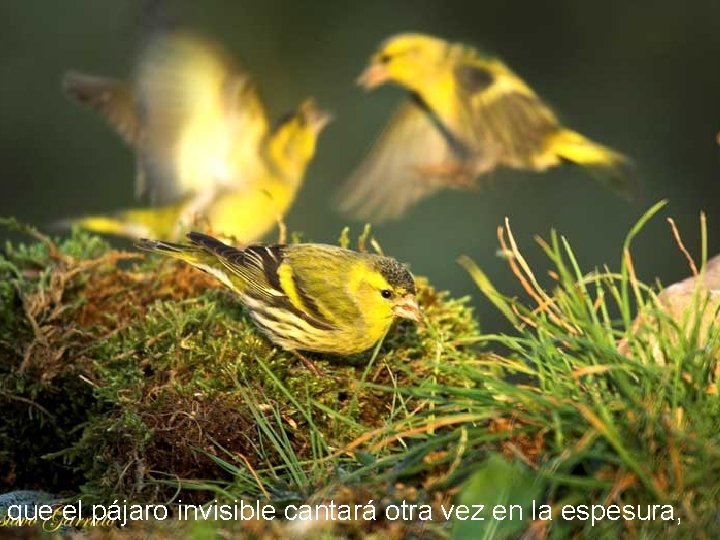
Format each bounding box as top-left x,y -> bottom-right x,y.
137,232 -> 421,357
339,33 -> 631,221
63,32 -> 330,242
68,99 -> 330,242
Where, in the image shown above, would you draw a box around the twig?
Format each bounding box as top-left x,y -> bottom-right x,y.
0,389 -> 56,421
667,218 -> 697,276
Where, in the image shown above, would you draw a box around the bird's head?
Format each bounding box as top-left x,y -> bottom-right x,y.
353,255 -> 421,326
357,33 -> 449,92
268,98 -> 332,180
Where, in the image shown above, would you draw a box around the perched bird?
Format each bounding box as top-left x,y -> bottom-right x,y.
339,33 -> 631,221
137,232 -> 421,357
63,32 -> 330,242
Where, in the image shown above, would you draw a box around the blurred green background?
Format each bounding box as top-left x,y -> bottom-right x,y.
2,0 -> 719,332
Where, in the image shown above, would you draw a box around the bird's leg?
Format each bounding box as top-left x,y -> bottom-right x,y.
291,351 -> 325,376
193,213 -> 213,231
180,185 -> 222,229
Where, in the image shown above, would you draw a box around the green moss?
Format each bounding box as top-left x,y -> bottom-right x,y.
0,225 -> 480,510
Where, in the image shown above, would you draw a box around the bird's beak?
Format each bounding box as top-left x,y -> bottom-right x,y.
393,295 -> 422,323
357,62 -> 388,90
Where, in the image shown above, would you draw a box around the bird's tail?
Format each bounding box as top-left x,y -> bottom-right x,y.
135,236 -> 204,264
136,232 -> 229,262
136,232 -> 241,292
61,205 -> 183,240
549,129 -> 634,198
70,215 -> 153,239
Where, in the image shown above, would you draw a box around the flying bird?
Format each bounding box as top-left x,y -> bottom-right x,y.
339,33 -> 631,221
63,31 -> 330,242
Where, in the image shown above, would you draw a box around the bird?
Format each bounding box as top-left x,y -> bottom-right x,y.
339,32 -> 631,222
66,99 -> 331,242
136,232 -> 421,360
62,31 -> 330,242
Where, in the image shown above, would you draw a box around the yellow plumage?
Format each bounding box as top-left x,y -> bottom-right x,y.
62,32 -> 330,242
137,232 -> 421,356
339,32 -> 632,221
72,204 -> 183,239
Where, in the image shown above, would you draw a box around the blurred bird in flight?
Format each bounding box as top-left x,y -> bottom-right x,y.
339,33 -> 631,222
63,32 -> 330,242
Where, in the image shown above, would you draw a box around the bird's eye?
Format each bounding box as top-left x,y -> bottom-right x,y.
380,289 -> 393,299
378,53 -> 392,64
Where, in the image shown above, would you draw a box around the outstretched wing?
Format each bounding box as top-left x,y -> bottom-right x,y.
223,77 -> 269,188
457,55 -> 634,196
64,33 -> 270,212
454,57 -> 563,170
135,32 -> 228,204
136,32 -> 269,205
62,71 -> 140,145
338,97 -> 469,222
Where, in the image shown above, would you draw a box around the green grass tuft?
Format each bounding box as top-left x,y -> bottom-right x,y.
1,207 -> 719,538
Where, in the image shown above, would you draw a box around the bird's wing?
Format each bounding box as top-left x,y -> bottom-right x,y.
62,71 -> 140,145
134,33 -> 226,204
187,233 -> 338,330
136,33 -> 268,205
171,77 -> 270,222
280,245 -> 363,325
457,56 -> 634,196
338,97 -> 465,222
222,77 -> 270,190
454,57 -> 562,170
182,231 -> 279,295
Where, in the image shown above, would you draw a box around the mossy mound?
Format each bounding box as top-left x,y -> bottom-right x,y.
0,226 -> 480,506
